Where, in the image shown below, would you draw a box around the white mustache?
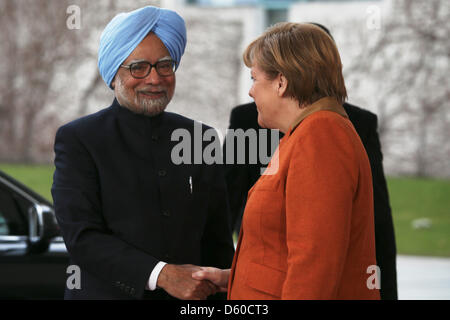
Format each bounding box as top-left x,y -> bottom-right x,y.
137,87 -> 167,94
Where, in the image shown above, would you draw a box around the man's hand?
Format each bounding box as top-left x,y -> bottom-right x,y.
192,267 -> 230,292
157,264 -> 218,300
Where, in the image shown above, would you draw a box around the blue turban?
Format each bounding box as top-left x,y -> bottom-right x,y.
98,6 -> 187,88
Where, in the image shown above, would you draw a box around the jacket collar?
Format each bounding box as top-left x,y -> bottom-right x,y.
112,98 -> 165,135
287,97 -> 348,137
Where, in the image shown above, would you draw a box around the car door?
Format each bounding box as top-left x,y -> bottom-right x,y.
0,175 -> 68,299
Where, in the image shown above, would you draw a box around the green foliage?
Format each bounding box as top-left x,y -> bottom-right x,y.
387,177 -> 450,257
0,163 -> 54,202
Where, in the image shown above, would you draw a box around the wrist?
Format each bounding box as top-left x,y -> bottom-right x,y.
221,269 -> 231,287
156,263 -> 172,289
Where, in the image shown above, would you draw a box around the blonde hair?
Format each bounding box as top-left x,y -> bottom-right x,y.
243,22 -> 347,105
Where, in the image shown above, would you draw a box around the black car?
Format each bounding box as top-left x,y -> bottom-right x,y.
0,169 -> 69,299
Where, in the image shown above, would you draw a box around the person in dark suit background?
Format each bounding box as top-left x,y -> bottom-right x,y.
52,6 -> 234,300
222,23 -> 397,300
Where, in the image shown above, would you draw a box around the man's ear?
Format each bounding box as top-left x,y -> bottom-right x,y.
277,73 -> 288,97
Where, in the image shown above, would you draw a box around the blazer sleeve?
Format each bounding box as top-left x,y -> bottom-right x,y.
51,124 -> 159,299
282,118 -> 357,299
364,116 -> 398,300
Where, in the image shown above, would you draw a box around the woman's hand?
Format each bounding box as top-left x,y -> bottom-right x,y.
192,267 -> 230,292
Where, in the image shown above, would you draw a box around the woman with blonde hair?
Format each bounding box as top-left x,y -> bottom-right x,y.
193,22 -> 380,300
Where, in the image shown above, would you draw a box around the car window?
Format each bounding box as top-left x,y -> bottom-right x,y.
0,186 -> 28,236
0,215 -> 8,235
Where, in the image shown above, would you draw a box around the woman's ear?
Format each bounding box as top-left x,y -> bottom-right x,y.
277,73 -> 288,97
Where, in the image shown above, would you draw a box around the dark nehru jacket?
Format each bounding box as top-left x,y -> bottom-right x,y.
52,99 -> 234,299
223,101 -> 397,300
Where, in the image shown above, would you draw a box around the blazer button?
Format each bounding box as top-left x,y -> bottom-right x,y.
151,134 -> 158,141
162,210 -> 171,217
158,170 -> 166,177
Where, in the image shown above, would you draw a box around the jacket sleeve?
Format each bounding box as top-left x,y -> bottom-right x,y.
282,118 -> 357,299
51,124 -> 159,299
364,115 -> 398,300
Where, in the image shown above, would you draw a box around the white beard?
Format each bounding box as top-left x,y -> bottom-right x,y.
115,76 -> 169,117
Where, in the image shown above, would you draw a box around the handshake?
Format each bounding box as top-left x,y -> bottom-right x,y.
157,264 -> 230,300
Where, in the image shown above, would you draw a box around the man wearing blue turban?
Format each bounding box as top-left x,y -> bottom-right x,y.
52,6 -> 234,300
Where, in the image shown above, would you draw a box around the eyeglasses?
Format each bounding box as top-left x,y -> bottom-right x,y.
120,59 -> 176,78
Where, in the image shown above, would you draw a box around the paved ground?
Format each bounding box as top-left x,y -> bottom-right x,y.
397,255 -> 450,300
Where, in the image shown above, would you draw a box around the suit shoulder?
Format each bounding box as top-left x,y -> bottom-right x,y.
163,111 -> 214,131
297,111 -> 355,138
344,102 -> 377,124
57,106 -> 113,137
229,102 -> 259,130
231,102 -> 258,119
231,102 -> 257,117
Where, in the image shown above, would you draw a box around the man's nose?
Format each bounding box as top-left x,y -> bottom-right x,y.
144,66 -> 162,84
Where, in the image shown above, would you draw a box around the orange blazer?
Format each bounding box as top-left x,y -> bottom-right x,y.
227,98 -> 380,300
